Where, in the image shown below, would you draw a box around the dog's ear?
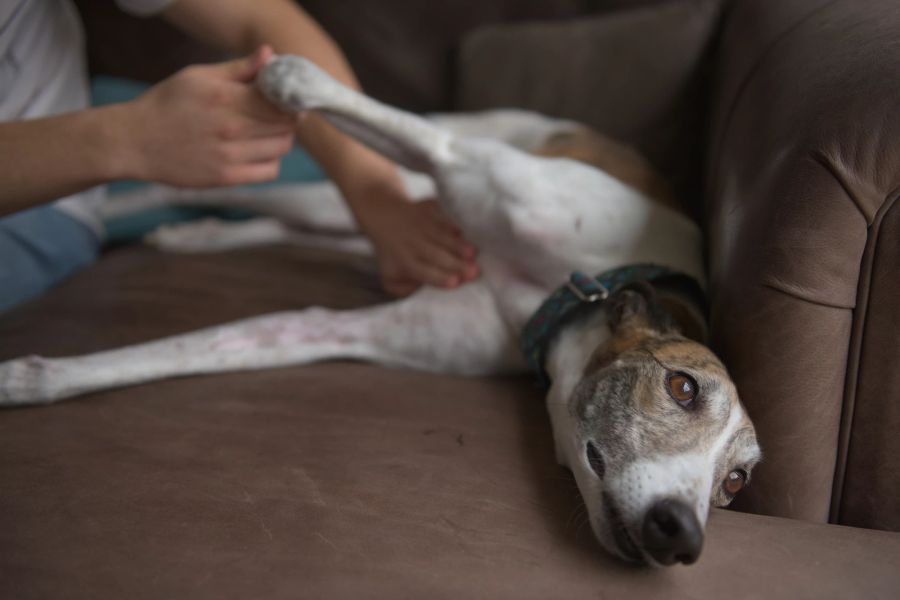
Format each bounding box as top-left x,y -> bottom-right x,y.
656,293 -> 708,344
607,282 -> 675,335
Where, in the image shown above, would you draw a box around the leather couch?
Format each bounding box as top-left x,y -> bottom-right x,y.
2,0 -> 899,597
705,0 -> 900,531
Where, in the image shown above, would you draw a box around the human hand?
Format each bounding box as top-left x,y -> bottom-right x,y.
352,189 -> 479,297
123,45 -> 296,187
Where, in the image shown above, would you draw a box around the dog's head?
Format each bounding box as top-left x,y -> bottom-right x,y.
567,283 -> 760,566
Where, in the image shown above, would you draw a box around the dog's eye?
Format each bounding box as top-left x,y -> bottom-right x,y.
586,442 -> 606,479
723,469 -> 747,496
666,372 -> 697,407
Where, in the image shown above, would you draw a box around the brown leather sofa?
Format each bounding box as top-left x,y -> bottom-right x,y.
706,0 -> 900,532
2,1 -> 899,597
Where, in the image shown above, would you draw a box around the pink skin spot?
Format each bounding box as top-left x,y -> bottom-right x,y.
212,337 -> 259,352
211,317 -> 358,352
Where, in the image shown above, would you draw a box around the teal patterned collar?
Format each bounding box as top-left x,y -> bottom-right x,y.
521,264 -> 700,387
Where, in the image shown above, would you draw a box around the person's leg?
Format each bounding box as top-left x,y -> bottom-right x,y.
0,205 -> 102,313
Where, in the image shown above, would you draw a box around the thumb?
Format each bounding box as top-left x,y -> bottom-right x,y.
216,45 -> 275,83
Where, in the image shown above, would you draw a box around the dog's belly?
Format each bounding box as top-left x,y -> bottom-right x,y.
450,145 -> 705,337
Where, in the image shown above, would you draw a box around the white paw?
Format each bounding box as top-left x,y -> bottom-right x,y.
256,55 -> 335,113
0,355 -> 56,406
145,218 -> 237,254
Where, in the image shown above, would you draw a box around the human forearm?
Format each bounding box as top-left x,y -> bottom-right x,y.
160,0 -> 477,293
0,49 -> 294,218
162,0 -> 359,89
162,0 -> 403,211
233,4 -> 410,225
0,104 -> 133,217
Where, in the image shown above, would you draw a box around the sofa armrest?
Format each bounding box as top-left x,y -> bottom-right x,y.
705,0 -> 900,528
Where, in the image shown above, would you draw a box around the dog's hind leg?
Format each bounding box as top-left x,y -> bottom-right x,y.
0,283 -> 521,406
98,181 -> 360,234
100,169 -> 436,234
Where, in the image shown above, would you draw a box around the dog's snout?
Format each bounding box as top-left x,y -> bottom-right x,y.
641,499 -> 703,565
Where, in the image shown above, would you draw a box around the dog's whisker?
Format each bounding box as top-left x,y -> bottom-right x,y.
564,498 -> 588,531
574,510 -> 593,542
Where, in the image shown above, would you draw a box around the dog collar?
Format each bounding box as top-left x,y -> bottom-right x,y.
521,264 -> 692,387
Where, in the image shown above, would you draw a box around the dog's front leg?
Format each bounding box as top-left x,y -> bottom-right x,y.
0,309 -> 366,406
0,306 -> 416,406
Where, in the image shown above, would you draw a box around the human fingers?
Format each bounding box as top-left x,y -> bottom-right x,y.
461,261 -> 480,282
231,84 -> 296,124
419,200 -> 459,231
221,134 -> 293,165
216,160 -> 282,187
214,113 -> 294,142
211,45 -> 274,83
427,220 -> 478,262
428,241 -> 479,282
419,200 -> 477,260
408,255 -> 461,289
416,241 -> 470,281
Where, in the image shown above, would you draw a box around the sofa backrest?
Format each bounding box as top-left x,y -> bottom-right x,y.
73,0 -> 597,111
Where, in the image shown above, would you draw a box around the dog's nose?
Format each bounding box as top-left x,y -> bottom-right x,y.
641,499 -> 704,565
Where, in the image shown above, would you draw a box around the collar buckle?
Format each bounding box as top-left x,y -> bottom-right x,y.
565,271 -> 609,303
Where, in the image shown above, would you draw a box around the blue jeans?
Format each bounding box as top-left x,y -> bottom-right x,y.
0,205 -> 101,313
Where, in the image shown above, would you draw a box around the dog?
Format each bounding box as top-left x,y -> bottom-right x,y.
0,56 -> 761,567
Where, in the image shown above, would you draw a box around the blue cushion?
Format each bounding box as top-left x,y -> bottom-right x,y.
0,206 -> 101,312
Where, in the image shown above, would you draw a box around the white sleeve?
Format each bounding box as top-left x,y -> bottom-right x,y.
114,0 -> 177,17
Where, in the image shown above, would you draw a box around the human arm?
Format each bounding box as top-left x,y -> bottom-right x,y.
160,0 -> 479,294
0,105 -> 133,217
0,48 -> 295,218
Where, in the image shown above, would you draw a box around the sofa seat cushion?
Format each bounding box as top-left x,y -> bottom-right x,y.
2,244 -> 900,597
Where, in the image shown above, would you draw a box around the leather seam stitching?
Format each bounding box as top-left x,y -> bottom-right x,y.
830,187 -> 900,524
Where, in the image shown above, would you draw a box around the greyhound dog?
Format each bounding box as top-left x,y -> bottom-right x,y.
0,56 -> 760,566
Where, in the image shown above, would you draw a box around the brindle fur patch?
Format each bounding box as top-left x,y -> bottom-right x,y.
576,308 -> 748,478
532,128 -> 680,213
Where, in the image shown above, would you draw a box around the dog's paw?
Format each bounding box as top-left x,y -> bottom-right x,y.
145,218 -> 240,254
0,355 -> 57,407
256,55 -> 335,113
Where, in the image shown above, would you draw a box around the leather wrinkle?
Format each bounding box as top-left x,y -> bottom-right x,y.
759,279 -> 854,311
756,149 -> 867,311
811,149 -> 874,225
